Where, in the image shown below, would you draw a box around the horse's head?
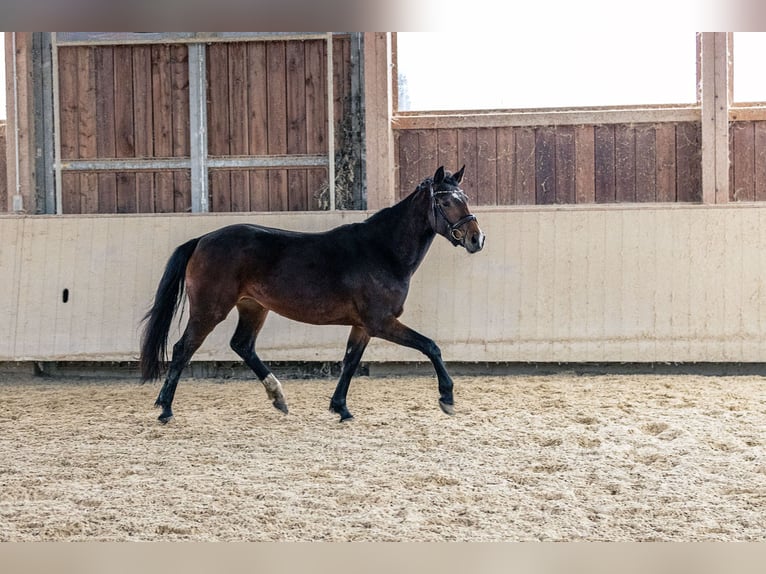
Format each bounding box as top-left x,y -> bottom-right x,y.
428,166 -> 485,254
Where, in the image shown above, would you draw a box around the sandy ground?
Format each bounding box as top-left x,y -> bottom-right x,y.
1,371 -> 765,541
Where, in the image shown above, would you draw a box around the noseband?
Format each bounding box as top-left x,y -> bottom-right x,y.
432,190 -> 477,241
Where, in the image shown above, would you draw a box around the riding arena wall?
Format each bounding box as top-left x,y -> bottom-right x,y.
3,32 -> 766,370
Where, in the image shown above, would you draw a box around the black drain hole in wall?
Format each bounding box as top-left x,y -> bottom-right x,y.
62,288 -> 69,303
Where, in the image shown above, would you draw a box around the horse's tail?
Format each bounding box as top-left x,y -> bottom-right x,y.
139,237 -> 201,382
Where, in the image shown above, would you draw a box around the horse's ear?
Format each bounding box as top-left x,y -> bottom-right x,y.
433,166 -> 445,186
453,165 -> 465,184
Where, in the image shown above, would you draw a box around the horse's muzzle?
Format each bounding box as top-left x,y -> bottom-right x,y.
465,229 -> 485,253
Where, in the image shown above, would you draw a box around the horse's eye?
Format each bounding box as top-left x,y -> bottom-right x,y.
441,199 -> 452,208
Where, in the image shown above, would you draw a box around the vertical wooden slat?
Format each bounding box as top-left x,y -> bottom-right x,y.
655,123 -> 677,202
170,45 -> 190,212
614,125 -> 636,202
476,127 -> 497,205
58,47 -> 80,214
635,126 -> 657,202
535,126 -> 556,204
676,122 -> 701,202
594,125 -> 615,203
731,121 -> 755,202
457,128 -> 478,202
152,45 -> 174,214
113,46 -> 136,213
208,43 -> 231,212
495,127 -> 515,205
418,130 -> 438,180
514,128 -> 536,204
246,42 -> 270,211
94,46 -> 116,213
754,121 -> 766,202
133,45 -> 154,213
436,129 -> 459,177
304,39 -> 327,210
286,41 -> 308,211
78,47 -> 98,214
554,126 -> 575,204
397,130 -> 419,199
267,42 -> 288,211
229,43 -> 251,212
574,125 -> 595,204
0,124 -> 6,212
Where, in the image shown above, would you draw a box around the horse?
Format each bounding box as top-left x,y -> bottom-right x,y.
139,165 -> 485,423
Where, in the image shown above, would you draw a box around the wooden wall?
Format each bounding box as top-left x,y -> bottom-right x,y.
55,37 -> 351,214
396,123 -> 703,205
730,120 -> 766,202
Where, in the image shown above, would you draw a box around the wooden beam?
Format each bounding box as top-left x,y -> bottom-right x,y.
5,33 -> 37,214
363,32 -> 395,210
700,32 -> 731,204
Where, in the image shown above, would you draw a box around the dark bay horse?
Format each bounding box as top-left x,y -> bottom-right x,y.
140,166 -> 485,423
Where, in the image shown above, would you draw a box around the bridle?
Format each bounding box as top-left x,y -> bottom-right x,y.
432,189 -> 477,242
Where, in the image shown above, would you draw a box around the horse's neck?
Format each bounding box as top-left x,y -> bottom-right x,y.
365,189 -> 435,277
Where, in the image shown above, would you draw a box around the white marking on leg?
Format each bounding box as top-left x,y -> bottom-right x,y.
262,373 -> 285,402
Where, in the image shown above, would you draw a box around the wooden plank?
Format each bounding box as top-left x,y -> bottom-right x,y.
476,128 -> 497,205
554,126 -> 575,204
457,128 -> 478,202
286,41 -> 308,211
304,39 -> 326,210
731,121 -> 755,201
78,47 -> 99,214
171,45 -> 190,212
132,45 -> 154,213
394,107 -> 700,130
755,122 -> 766,201
397,130 -> 420,199
535,126 -> 556,204
363,33 -> 395,210
229,42 -> 251,212
246,42 -> 271,210
495,127 -> 515,205
418,130 -> 438,176
635,125 -> 657,202
514,128 -> 536,204
0,124 -> 6,212
151,45 -> 175,214
614,125 -> 636,202
574,125 -> 595,203
58,47 -> 80,213
676,122 -> 702,202
113,46 -> 136,213
94,46 -> 116,213
655,123 -> 677,202
594,125 -> 616,203
208,43 -> 231,212
267,42 -> 288,210
436,128 -> 459,176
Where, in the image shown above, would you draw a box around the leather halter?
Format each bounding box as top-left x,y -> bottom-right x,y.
432,189 -> 477,242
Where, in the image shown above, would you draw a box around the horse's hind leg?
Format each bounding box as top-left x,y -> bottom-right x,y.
230,301 -> 288,414
155,316 -> 218,423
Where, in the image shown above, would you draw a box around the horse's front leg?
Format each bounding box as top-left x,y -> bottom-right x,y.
329,326 -> 370,422
372,318 -> 455,415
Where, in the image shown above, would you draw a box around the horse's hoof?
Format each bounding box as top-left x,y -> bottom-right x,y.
339,413 -> 354,423
273,400 -> 289,415
157,413 -> 173,424
439,400 -> 455,416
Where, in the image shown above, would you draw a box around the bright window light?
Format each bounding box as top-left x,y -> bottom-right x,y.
733,33 -> 766,104
396,31 -> 697,111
